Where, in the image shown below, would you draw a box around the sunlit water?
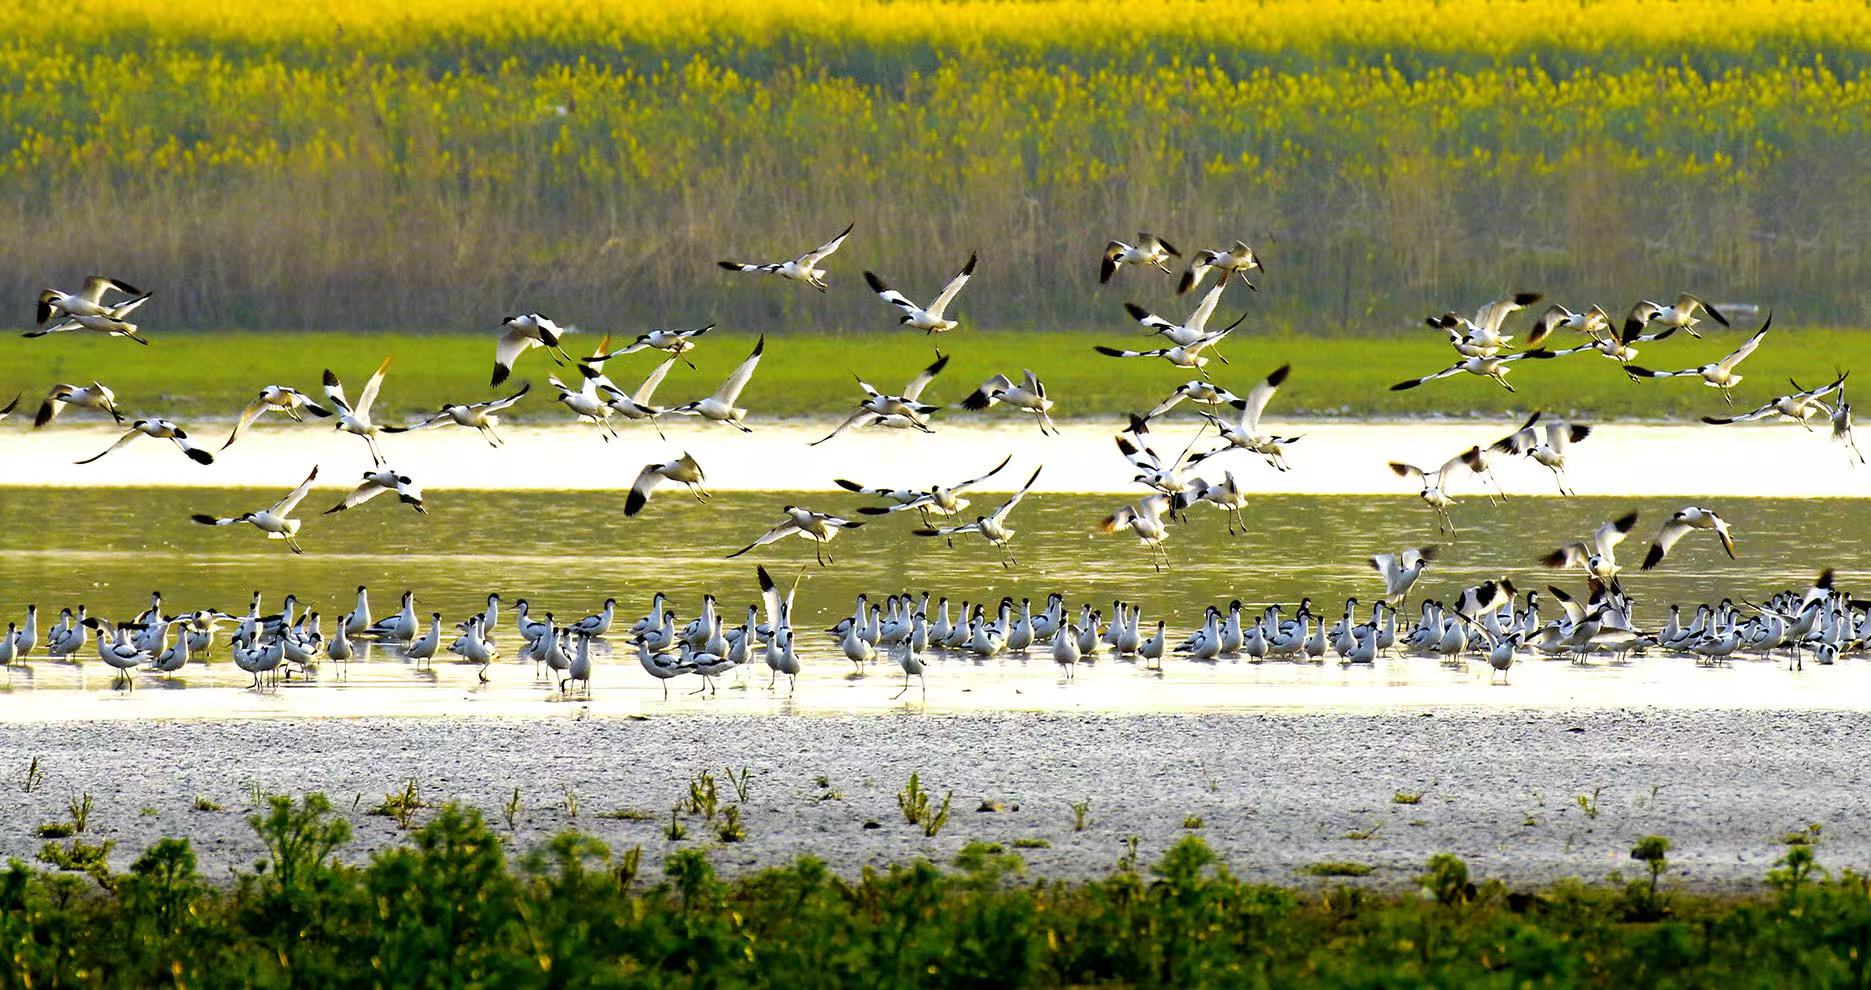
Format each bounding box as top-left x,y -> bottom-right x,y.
1,487 -> 1867,719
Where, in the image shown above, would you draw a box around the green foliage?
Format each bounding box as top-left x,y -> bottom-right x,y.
368,779 -> 425,830
897,773 -> 953,837
1303,861 -> 1375,878
1418,853 -> 1473,907
716,805 -> 747,843
21,756 -> 43,793
192,795 -> 224,812
1625,834 -> 1674,921
65,789 -> 92,834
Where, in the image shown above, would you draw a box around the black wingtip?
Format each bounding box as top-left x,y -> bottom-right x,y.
863,271 -> 886,293
1613,511 -> 1639,532
856,506 -> 892,515
491,364 -> 510,387
187,448 -> 215,465
1122,302 -> 1150,322
1094,346 -> 1127,358
323,369 -> 339,387
751,335 -> 765,357
960,390 -> 992,411
1513,291 -> 1544,307
1390,380 -> 1420,391
1641,545 -> 1664,571
1266,363 -> 1292,388
624,490 -> 647,516
961,251 -> 977,276
716,261 -> 740,271
190,514 -> 218,525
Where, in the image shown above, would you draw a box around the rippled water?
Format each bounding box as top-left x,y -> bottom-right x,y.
2,487 -> 1867,718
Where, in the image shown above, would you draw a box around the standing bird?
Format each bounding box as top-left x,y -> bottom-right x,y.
324,467 -> 426,515
958,370 -> 1057,435
323,356 -> 394,465
625,453 -> 708,516
913,466 -> 1043,568
77,418 -> 214,465
1177,240 -> 1263,294
863,253 -> 977,334
727,506 -> 864,566
384,384 -> 531,447
1101,234 -> 1179,283
1641,507 -> 1737,570
1387,449 -> 1485,533
222,385 -> 334,449
669,335 -> 765,432
1541,511 -> 1639,582
33,382 -> 123,428
716,222 -> 853,292
812,353 -> 951,445
191,466 -> 321,554
492,313 -> 574,386
1489,411 -> 1592,496
1624,314 -> 1771,403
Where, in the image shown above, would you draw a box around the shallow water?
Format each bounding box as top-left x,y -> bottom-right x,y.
1,488 -> 1866,719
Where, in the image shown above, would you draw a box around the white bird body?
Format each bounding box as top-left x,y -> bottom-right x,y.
864,253 -> 977,333
323,357 -> 394,464
78,418 -> 214,466
33,382 -> 123,428
958,371 -> 1057,434
670,336 -> 765,431
191,466 -> 320,553
718,223 -> 852,291
1101,234 -> 1179,282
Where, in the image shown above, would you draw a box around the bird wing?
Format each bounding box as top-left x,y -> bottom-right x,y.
385,411 -> 451,432
1592,512 -> 1639,555
480,383 -> 532,412
1184,281 -> 1227,334
915,521 -> 982,538
494,329 -> 538,379
809,410 -> 876,446
1717,316 -> 1770,372
1402,545 -> 1437,570
1369,553 -> 1399,580
625,463 -> 667,516
900,353 -> 950,401
1115,435 -> 1161,470
1490,411 -> 1541,454
632,356 -> 679,406
713,336 -> 766,405
864,272 -> 918,313
1095,345 -> 1167,359
990,466 -> 1043,523
1700,401 -> 1778,425
798,221 -> 854,266
1641,518 -> 1693,570
1122,302 -> 1181,335
1540,542 -> 1590,569
1387,462 -> 1427,484
727,520 -> 801,557
1145,385 -> 1191,420
952,453 -> 1013,491
1142,233 -> 1179,256
75,429 -> 142,464
1676,292 -> 1729,326
718,261 -> 783,274
1473,292 -> 1542,334
326,479 -> 390,514
1544,419 -> 1589,452
1391,362 -> 1464,390
322,369 -> 352,414
925,252 -> 977,319
79,275 -> 134,304
357,356 -> 393,417
270,466 -> 320,517
223,393 -> 271,449
1238,363 -> 1290,433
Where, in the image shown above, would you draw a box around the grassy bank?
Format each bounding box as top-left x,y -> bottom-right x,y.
7,791 -> 1865,987
4,1 -> 1871,331
0,326 -> 1862,424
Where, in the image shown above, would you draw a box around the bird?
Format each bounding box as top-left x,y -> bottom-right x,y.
912,466 -> 1042,568
323,467 -> 426,515
1634,292 -> 1730,339
811,353 -> 950,445
191,466 -> 320,554
1489,411 -> 1592,496
0,394 -> 17,425
589,355 -> 678,437
727,506 -> 864,566
1701,373 -> 1847,428
35,276 -> 143,325
958,370 -> 1057,434
1425,292 -> 1544,355
323,356 -> 394,464
1174,472 -> 1249,535
890,640 -> 925,700
1093,330 -> 1234,373
1114,418 -> 1197,498
1641,507 -> 1737,569
222,386 -> 334,449
1624,314 -> 1771,402
863,253 -> 977,334
1530,303 -> 1611,343
840,454 -> 1012,527
1549,314 -> 1682,365
1177,240 -> 1263,294
1142,380 -> 1242,421
492,313 -> 574,386
625,453 -> 708,516
1371,546 -> 1438,604
1388,450 -> 1484,532
1390,349 -> 1557,393
384,384 -> 531,447
32,382 -> 123,428
1095,493 -> 1173,571
668,335 -> 764,432
716,222 -> 853,292
1541,511 -> 1639,582
1101,234 -> 1179,282
589,326 -> 713,370
77,419 -> 214,465
1188,363 -> 1298,471
1826,386 -> 1866,464
1124,281 -> 1239,348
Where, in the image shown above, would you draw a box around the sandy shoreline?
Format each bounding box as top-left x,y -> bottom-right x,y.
8,709 -> 1867,888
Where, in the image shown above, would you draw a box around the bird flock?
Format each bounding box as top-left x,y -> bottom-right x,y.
4,226 -> 1865,697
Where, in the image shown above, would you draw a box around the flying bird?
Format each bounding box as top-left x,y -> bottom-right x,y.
839,454 -> 1013,528
384,384 -> 531,447
1371,545 -> 1438,603
1540,511 -> 1639,582
811,353 -> 950,445
864,253 -> 977,334
1094,493 -> 1174,571
1388,450 -> 1485,532
1426,292 -> 1543,356
1101,234 -> 1178,283
589,325 -> 713,370
1188,363 -> 1299,471
1489,411 -> 1592,496
1177,240 -> 1263,294
717,222 -> 853,292
958,370 -> 1057,435
912,466 -> 1043,568
33,382 -> 123,428
492,313 -> 574,386
1641,506 -> 1737,569
192,466 -> 320,554
1390,349 -> 1556,393
1632,292 -> 1730,339
625,453 -> 708,516
727,506 -> 864,566
36,276 -> 142,325
222,386 -> 334,450
1700,372 -> 1846,428
1624,314 -> 1770,402
25,289 -> 154,345
323,356 -> 394,465
324,468 -> 426,516
77,419 -> 214,466
668,335 -> 764,432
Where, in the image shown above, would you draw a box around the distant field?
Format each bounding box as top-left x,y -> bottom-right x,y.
0,324 -> 1855,424
4,0 -> 1871,332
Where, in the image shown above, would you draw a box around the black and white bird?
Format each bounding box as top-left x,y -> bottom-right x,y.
839,454 -> 1011,527
864,253 -> 977,334
589,325 -> 713,370
1701,372 -> 1846,428
77,418 -> 214,465
36,276 -> 143,325
1550,313 -> 1681,364
33,382 -> 123,428
1174,472 -> 1249,535
492,313 -> 574,386
1093,328 -> 1234,373
912,466 -> 1043,568
384,384 -> 531,447
717,222 -> 852,292
958,370 -> 1057,435
1124,281 -> 1239,347
811,353 -> 950,445
625,453 -> 708,516
1100,234 -> 1178,283
1827,386 -> 1865,464
323,467 -> 426,516
1541,511 -> 1639,581
1390,349 -> 1556,393
1188,363 -> 1298,471
1426,292 -> 1544,356
591,355 -> 678,438
1114,417 -> 1198,498
727,506 -> 864,566
1633,292 -> 1730,339
1530,303 -> 1611,343
1625,314 -> 1770,402
323,356 -> 394,465
192,466 -> 320,554
1641,506 -> 1737,570
1489,411 -> 1592,496
1142,380 -> 1242,421
1370,545 -> 1438,603
222,386 -> 334,449
1094,493 -> 1173,571
669,335 -> 764,432
1177,240 -> 1263,294
1388,450 -> 1484,532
